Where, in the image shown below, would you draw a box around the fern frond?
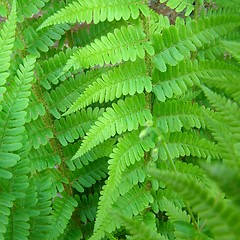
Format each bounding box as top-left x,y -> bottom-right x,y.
50,195 -> 78,240
70,157 -> 108,193
153,100 -> 205,132
66,59 -> 152,114
66,24 -> 155,70
152,12 -> 240,72
158,131 -> 219,160
94,130 -> 154,231
36,48 -> 76,90
202,86 -> 240,141
55,107 -> 104,146
72,94 -> 152,159
45,67 -> 107,118
148,168 -> 240,239
26,117 -> 53,149
91,185 -> 154,240
160,0 -> 195,16
40,0 -> 149,28
16,0 -> 49,22
77,193 -> 99,223
0,55 -> 36,179
29,143 -> 61,171
26,92 -> 46,122
0,0 -> 16,108
23,19 -> 70,56
117,214 -> 166,240
73,20 -> 128,47
63,139 -> 115,171
221,40 -> 240,63
204,164 -> 240,207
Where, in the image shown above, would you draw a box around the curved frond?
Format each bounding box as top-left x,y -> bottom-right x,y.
55,107 -> 104,146
148,168 -> 240,240
152,11 -> 240,72
160,0 -> 195,16
94,130 -> 154,231
40,0 -> 149,28
72,94 -> 152,159
66,59 -> 152,114
0,0 -> 16,108
153,100 -> 205,132
117,214 -> 166,240
67,24 -> 154,70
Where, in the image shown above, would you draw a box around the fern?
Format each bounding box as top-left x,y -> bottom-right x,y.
1,0 -> 240,239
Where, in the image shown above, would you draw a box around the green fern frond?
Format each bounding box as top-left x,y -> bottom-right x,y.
153,100 -> 205,132
76,192 -> 99,223
28,175 -> 54,240
66,24 -> 155,70
72,94 -> 152,159
50,195 -> 78,240
45,68 -> 107,118
0,0 -> 16,108
152,12 -> 240,72
148,168 -> 240,239
66,59 -> 152,114
221,40 -> 240,63
26,117 -> 53,149
202,86 -> 240,141
91,185 -> 154,240
29,143 -> 61,171
16,0 -> 49,22
36,48 -> 77,90
23,19 -> 70,56
40,0 -> 149,28
94,130 -> 154,231
63,139 -> 115,171
55,107 -> 104,146
117,214 -> 166,240
204,164 -> 240,206
0,55 -> 36,178
70,157 -> 108,193
158,131 -> 219,160
160,0 -> 195,16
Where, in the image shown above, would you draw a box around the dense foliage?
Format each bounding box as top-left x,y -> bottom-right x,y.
0,0 -> 240,239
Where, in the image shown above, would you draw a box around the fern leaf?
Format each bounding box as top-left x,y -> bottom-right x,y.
152,12 -> 240,72
94,130 -> 154,231
70,157 -> 108,193
66,24 -> 154,70
63,139 -> 115,171
158,131 -> 219,160
160,0 -> 195,16
202,86 -> 240,141
148,168 -> 240,239
16,0 -> 49,22
153,100 -> 205,132
91,185 -> 154,240
50,196 -> 78,240
36,48 -> 77,90
23,19 -> 70,57
40,0 -> 149,28
0,0 -> 16,108
117,214 -> 166,240
0,55 -> 36,178
66,59 -> 152,114
77,193 -> 99,223
29,143 -> 61,171
55,107 -> 105,146
221,40 -> 240,63
72,94 -> 152,159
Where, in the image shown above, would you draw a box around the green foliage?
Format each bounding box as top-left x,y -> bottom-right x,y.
0,0 -> 239,239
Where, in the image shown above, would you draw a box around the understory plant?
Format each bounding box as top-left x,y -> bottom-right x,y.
0,0 -> 239,239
